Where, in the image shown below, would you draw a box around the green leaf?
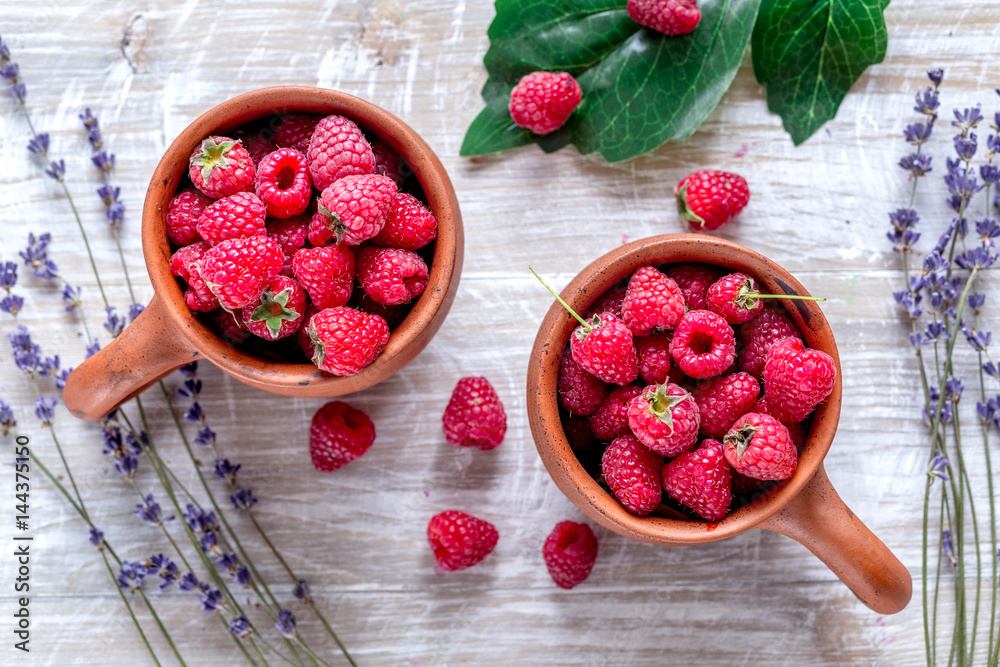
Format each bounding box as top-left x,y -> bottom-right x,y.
751,0 -> 890,145
462,0 -> 763,162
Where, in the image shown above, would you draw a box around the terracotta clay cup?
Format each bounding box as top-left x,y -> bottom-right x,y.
527,234 -> 912,615
64,87 -> 463,420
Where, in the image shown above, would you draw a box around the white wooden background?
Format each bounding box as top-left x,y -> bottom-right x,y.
1,1 -> 999,665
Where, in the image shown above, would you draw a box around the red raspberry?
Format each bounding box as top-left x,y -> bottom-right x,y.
310,174 -> 398,246
188,136 -> 255,199
570,312 -> 638,386
739,302 -> 801,379
215,308 -> 250,344
170,242 -> 218,312
707,272 -> 766,324
620,266 -> 685,336
558,351 -> 606,417
254,148 -> 312,219
371,139 -> 406,185
267,214 -> 311,276
372,192 -> 438,251
442,376 -> 507,450
763,337 -> 837,423
626,382 -> 700,457
635,332 -> 672,385
166,188 -> 212,246
427,510 -> 498,572
692,371 -> 760,438
665,263 -> 721,311
628,0 -> 701,35
234,130 -> 277,167
542,521 -> 599,589
723,412 -> 797,481
601,434 -> 662,516
292,245 -> 355,310
753,396 -> 806,451
309,400 -> 376,472
508,71 -> 583,135
353,292 -> 411,330
356,246 -> 428,306
731,470 -> 771,498
675,170 -> 750,232
561,413 -> 596,453
305,306 -> 389,376
669,310 -> 736,379
585,286 -> 627,319
199,236 -> 284,310
662,439 -> 732,521
196,191 -> 267,246
307,114 -> 376,192
240,274 -> 306,340
590,384 -> 644,441
296,304 -> 320,359
274,114 -> 321,154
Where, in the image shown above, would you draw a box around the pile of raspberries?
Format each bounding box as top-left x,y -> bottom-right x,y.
167,113 -> 437,376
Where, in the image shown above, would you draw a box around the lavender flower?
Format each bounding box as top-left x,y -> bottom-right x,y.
194,425 -> 216,447
61,284 -> 82,312
128,302 -> 144,321
953,133 -> 978,162
228,616 -> 251,639
1,261 -> 17,289
85,338 -> 101,358
183,504 -> 219,534
88,527 -> 104,549
10,326 -> 59,377
980,164 -> 1000,186
1,294 -> 23,316
943,529 -> 957,567
34,396 -> 57,426
904,119 -> 935,145
185,401 -> 203,423
293,579 -> 311,602
19,232 -> 58,279
915,87 -> 940,116
0,399 -> 15,436
103,307 -> 125,338
44,159 -> 65,182
952,105 -> 983,132
26,133 -> 49,155
927,68 -> 944,87
927,452 -> 950,482
212,458 -> 240,483
79,108 -> 101,148
134,493 -> 174,527
177,378 -> 202,399
145,554 -> 179,589
178,572 -> 199,592
179,361 -> 199,377
216,552 -> 239,571
945,169 -> 982,206
198,586 -> 223,612
275,610 -> 297,638
117,561 -> 147,590
233,565 -> 251,588
91,151 -> 114,173
54,368 -> 72,391
954,246 -> 997,270
900,153 -> 933,178
230,486 -> 257,511
944,376 -> 965,401
962,325 -> 991,351
0,36 -> 26,103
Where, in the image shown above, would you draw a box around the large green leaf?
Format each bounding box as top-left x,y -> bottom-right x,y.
461,0 -> 763,162
752,0 -> 890,145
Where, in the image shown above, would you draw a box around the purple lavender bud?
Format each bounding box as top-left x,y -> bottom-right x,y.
128,302 -> 144,321
0,294 -> 23,316
954,133 -> 978,161
233,565 -> 251,588
27,133 -> 49,155
103,306 -> 125,338
216,552 -> 239,571
944,376 -> 964,400
968,292 -> 987,312
927,452 -> 949,481
114,452 -> 139,479
91,151 -> 114,172
146,554 -> 179,589
177,378 -> 202,399
981,164 -> 1000,186
19,232 -> 58,279
275,610 -> 297,638
990,135 -> 1000,154
79,107 -> 98,129
96,183 -> 119,207
904,120 -> 934,145
61,284 -> 82,311
945,169 -> 982,203
199,587 -> 223,612
183,504 -> 219,533
101,426 -> 123,455
909,331 -> 926,347
925,321 -> 949,340
55,367 -> 72,391
194,425 -> 216,447
953,105 -> 983,131
0,61 -> 16,80
230,486 -> 257,511
889,207 -> 919,229
927,69 -> 944,86
34,395 -> 57,425
184,401 -> 203,423
117,560 -> 147,590
0,261 -> 17,289
914,87 -> 940,115
178,572 -> 198,592
134,493 -> 173,526
0,399 -> 15,436
9,82 -> 26,103
44,159 -> 65,181
292,579 -> 311,601
179,362 -> 198,377
942,529 -> 956,567
978,400 -> 995,424
88,527 -> 103,548
199,530 -> 218,553
0,37 -> 10,60
228,616 -> 252,639
899,153 -> 933,178
212,458 -> 240,482
124,430 -> 146,454
85,338 -> 101,358
955,246 -> 998,270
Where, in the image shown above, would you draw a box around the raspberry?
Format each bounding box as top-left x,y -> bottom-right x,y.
723,412 -> 797,481
356,246 -> 428,306
267,214 -> 311,276
427,510 -> 498,572
731,470 -> 771,498
273,114 -> 321,154
753,396 -> 806,451
371,139 -> 406,185
307,114 -> 376,191
590,384 -> 644,441
620,266 -> 686,336
254,148 -> 312,219
669,309 -> 736,379
570,312 -> 638,386
626,382 -> 700,457
306,306 -> 389,376
739,302 -> 801,379
215,308 -> 250,344
196,191 -> 268,246
542,521 -> 599,589
628,0 -> 701,35
561,413 -> 596,453
601,434 -> 662,516
585,286 -> 627,319
234,130 -> 277,167
188,135 -> 255,199
292,245 -> 355,310
675,170 -> 750,232
240,274 -> 306,340
170,242 -> 218,312
558,351 -> 607,417
372,192 -> 438,251
353,292 -> 411,330
763,337 -> 837,423
692,371 -> 760,438
662,439 -> 732,521
707,272 -> 766,324
508,71 -> 583,135
309,400 -> 376,472
635,332 -> 672,385
442,376 -> 507,451
296,304 -> 320,359
310,174 -> 398,246
166,188 -> 212,246
665,263 -> 721,311
199,236 -> 284,310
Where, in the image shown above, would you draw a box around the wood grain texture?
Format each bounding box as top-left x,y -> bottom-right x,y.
1,1 -> 998,665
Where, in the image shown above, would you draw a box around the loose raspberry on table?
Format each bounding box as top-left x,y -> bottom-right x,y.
371,139 -> 406,185
739,302 -> 801,379
372,192 -> 438,251
292,245 -> 355,310
763,337 -> 837,423
601,434 -> 663,516
675,169 -> 749,232
307,114 -> 376,191
707,272 -> 765,324
442,376 -> 507,451
306,306 -> 389,376
626,382 -> 700,457
196,191 -> 268,246
166,188 -> 212,246
255,148 -> 312,219
170,242 -> 217,312
585,286 -> 627,320
309,400 -> 376,472
692,371 -> 761,438
665,263 -> 721,311
240,274 -> 306,340
635,332 -> 672,385
628,0 -> 701,35
570,312 -> 638,386
669,309 -> 736,379
267,214 -> 311,276
590,384 -> 644,441
234,129 -> 277,167
273,114 -> 321,155
722,412 -> 797,481
188,135 -> 256,199
199,235 -> 284,311
543,521 -> 599,589
310,174 -> 398,246
662,438 -> 732,522
427,510 -> 499,572
357,246 -> 428,306
620,265 -> 686,336
558,350 -> 607,417
508,71 -> 583,135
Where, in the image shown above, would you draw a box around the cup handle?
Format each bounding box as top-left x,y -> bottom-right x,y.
63,295 -> 204,420
756,463 -> 912,614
